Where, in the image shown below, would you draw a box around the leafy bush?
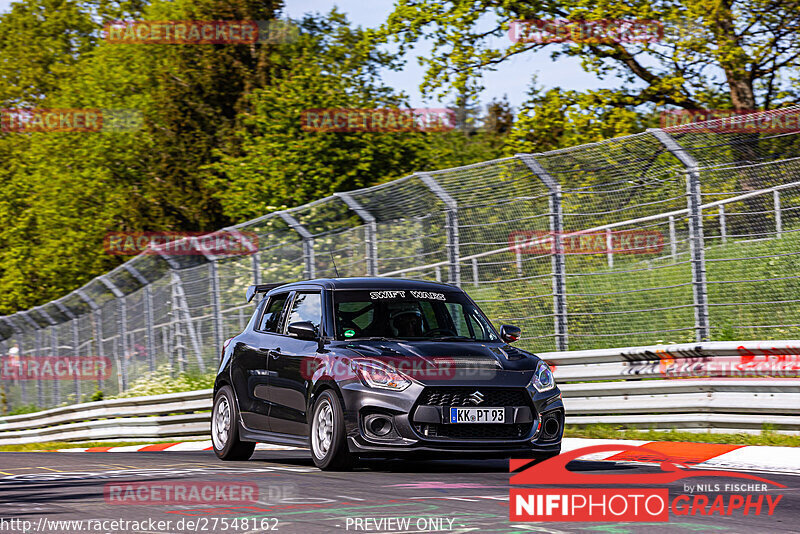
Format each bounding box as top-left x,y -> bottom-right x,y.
110,364 -> 215,399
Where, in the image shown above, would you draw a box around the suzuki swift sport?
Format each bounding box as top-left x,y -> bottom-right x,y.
211,278 -> 564,470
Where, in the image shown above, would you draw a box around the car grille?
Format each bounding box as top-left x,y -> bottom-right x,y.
419,387 -> 529,407
414,422 -> 533,440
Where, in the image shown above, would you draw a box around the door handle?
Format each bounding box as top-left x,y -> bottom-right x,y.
269,348 -> 282,359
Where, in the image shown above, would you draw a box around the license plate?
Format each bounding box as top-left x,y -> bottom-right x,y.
449,407 -> 505,424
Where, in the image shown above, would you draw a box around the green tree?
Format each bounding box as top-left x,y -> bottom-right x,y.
381,0 -> 799,112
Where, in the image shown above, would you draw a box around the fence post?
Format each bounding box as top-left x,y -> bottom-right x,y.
336,192 -> 379,276
718,205 -> 727,244
3,317 -> 26,405
472,258 -> 479,287
156,251 -> 204,373
278,211 -> 316,279
225,228 -> 261,284
209,260 -> 224,348
20,312 -> 44,408
54,301 -> 80,403
668,216 -> 678,261
417,173 -> 460,286
649,128 -> 710,341
123,264 -> 156,371
517,154 -> 568,351
605,228 -> 614,269
35,306 -> 60,405
99,276 -> 128,391
774,190 -> 782,238
75,288 -> 116,395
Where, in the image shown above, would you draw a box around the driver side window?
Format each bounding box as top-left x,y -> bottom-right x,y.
285,292 -> 322,334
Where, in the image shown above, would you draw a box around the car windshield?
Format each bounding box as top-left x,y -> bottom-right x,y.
333,289 -> 498,342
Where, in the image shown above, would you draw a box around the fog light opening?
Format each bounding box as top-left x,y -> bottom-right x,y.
543,416 -> 560,438
365,415 -> 393,437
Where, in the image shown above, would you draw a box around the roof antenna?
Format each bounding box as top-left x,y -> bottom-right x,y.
330,252 -> 340,278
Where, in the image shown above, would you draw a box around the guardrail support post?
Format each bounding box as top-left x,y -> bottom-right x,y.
418,173 -> 460,286
517,154 -> 568,351
336,192 -> 379,276
278,212 -> 316,279
649,128 -> 710,341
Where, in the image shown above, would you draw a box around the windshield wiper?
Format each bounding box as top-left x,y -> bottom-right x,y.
429,336 -> 474,341
347,336 -> 394,341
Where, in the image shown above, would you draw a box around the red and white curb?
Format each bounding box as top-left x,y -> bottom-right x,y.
37,437 -> 800,475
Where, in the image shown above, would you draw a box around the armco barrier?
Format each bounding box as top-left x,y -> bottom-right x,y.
0,389 -> 212,445
0,340 -> 797,445
541,340 -> 800,434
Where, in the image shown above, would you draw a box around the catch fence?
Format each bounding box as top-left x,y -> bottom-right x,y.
2,108 -> 800,411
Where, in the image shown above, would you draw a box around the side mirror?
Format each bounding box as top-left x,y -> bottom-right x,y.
500,324 -> 521,343
288,321 -> 318,340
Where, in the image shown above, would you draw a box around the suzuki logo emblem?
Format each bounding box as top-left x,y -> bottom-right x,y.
468,391 -> 485,405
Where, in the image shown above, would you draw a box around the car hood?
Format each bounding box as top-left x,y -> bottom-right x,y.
337,340 -> 542,374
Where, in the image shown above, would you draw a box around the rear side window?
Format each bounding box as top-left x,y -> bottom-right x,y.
285,292 -> 322,334
259,293 -> 289,332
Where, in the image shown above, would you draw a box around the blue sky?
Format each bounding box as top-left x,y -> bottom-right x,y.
0,0 -> 604,109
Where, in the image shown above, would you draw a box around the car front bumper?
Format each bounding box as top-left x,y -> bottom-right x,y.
339,374 -> 564,457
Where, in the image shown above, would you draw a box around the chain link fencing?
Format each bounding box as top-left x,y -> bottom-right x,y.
1,108 -> 800,412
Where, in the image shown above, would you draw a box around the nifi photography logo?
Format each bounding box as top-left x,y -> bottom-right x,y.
509,444 -> 785,522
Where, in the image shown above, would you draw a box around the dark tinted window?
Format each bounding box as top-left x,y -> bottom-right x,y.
286,292 -> 322,334
259,293 -> 289,332
333,289 -> 497,341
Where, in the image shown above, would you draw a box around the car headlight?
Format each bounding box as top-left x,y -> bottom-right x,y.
531,360 -> 555,392
353,360 -> 411,391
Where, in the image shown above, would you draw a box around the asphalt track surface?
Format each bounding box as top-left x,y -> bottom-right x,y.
0,449 -> 797,534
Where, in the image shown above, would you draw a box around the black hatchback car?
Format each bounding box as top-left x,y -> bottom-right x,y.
212,278 -> 564,470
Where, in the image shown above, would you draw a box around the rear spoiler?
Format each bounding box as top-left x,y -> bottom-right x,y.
245,283 -> 287,303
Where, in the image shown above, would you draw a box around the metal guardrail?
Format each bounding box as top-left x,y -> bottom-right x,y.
1,340 -> 797,444
0,389 -> 212,445
540,340 -> 800,434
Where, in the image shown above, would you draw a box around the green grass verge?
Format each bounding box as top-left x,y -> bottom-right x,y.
0,438 -> 207,452
566,424 -> 800,447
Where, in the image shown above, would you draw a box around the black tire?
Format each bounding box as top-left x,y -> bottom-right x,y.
212,385 -> 255,461
309,390 -> 354,470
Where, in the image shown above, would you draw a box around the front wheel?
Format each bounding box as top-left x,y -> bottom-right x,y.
212,386 -> 255,461
309,390 -> 354,470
